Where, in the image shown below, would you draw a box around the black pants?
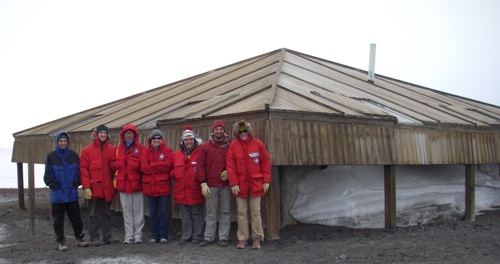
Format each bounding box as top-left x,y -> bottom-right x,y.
88,198 -> 112,242
52,201 -> 84,243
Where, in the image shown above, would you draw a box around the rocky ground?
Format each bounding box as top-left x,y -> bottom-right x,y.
0,188 -> 499,264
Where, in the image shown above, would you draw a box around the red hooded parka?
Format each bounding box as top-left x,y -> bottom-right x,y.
114,124 -> 145,194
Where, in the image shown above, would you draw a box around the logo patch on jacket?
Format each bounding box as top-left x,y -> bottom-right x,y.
249,152 -> 260,164
133,148 -> 140,154
249,152 -> 260,158
158,154 -> 164,160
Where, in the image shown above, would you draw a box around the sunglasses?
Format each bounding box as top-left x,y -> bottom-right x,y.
239,130 -> 248,134
152,137 -> 162,140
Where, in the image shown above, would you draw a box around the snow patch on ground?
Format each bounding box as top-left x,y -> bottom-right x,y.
290,164 -> 500,228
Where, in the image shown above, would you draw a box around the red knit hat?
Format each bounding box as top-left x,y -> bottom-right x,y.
211,120 -> 225,131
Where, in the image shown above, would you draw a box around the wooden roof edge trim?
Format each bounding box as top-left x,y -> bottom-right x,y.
266,49 -> 286,106
12,100 -> 128,137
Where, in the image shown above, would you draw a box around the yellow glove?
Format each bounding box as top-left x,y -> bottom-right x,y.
201,183 -> 211,199
84,188 -> 92,200
220,170 -> 228,181
231,185 -> 240,195
263,183 -> 269,193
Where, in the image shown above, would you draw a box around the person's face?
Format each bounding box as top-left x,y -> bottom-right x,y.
98,131 -> 108,142
151,136 -> 162,148
238,130 -> 249,140
213,127 -> 224,140
58,138 -> 68,149
183,137 -> 195,149
124,130 -> 135,141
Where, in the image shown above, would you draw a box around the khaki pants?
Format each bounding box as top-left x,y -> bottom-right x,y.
235,196 -> 264,241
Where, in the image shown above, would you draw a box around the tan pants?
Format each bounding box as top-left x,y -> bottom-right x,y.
235,196 -> 264,241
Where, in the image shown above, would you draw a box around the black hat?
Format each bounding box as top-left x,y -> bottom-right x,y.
96,124 -> 109,134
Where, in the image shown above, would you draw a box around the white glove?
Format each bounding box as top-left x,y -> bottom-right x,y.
201,183 -> 211,199
220,170 -> 228,181
231,185 -> 240,195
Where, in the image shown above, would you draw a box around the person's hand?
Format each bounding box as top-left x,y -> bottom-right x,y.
263,183 -> 269,193
231,185 -> 240,195
220,170 -> 228,181
201,183 -> 211,199
84,188 -> 92,200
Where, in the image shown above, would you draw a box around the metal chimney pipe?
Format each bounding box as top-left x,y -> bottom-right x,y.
368,43 -> 376,83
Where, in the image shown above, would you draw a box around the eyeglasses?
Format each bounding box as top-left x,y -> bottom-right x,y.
239,130 -> 248,134
152,137 -> 162,140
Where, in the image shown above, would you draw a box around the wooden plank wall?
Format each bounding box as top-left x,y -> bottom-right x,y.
268,119 -> 500,165
11,118 -> 500,166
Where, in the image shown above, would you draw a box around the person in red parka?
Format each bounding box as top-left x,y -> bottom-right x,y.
80,124 -> 118,246
197,119 -> 231,247
114,124 -> 145,244
226,120 -> 271,250
171,125 -> 205,245
140,129 -> 173,244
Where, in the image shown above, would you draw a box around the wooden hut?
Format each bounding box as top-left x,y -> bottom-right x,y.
12,48 -> 500,239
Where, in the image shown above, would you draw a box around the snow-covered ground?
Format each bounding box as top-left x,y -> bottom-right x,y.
290,164 -> 500,228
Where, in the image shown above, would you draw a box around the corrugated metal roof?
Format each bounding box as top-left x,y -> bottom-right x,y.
14,48 -> 500,138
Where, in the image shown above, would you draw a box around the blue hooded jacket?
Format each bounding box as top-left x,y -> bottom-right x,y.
43,131 -> 80,203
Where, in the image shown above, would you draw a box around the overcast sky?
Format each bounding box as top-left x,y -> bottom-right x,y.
1,0 -> 499,148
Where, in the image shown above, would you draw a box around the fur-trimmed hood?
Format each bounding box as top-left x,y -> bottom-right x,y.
232,119 -> 253,136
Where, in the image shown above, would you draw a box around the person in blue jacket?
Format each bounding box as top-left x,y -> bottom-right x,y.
44,131 -> 89,251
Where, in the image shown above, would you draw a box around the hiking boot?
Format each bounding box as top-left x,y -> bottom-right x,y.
123,238 -> 133,244
218,239 -> 228,247
58,241 -> 68,252
160,238 -> 168,244
191,238 -> 202,244
103,239 -> 120,245
199,240 -> 212,247
237,240 -> 246,249
76,239 -> 89,247
179,239 -> 188,245
135,239 -> 142,244
148,238 -> 158,244
252,239 -> 261,249
90,240 -> 103,247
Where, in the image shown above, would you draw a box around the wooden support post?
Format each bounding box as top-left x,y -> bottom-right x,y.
384,165 -> 396,228
465,164 -> 475,221
28,162 -> 35,237
16,163 -> 25,210
265,166 -> 281,240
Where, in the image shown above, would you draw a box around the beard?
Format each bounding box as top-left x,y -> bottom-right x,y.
214,133 -> 224,142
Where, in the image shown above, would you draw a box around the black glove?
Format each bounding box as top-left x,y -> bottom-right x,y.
51,184 -> 61,190
73,181 -> 80,188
